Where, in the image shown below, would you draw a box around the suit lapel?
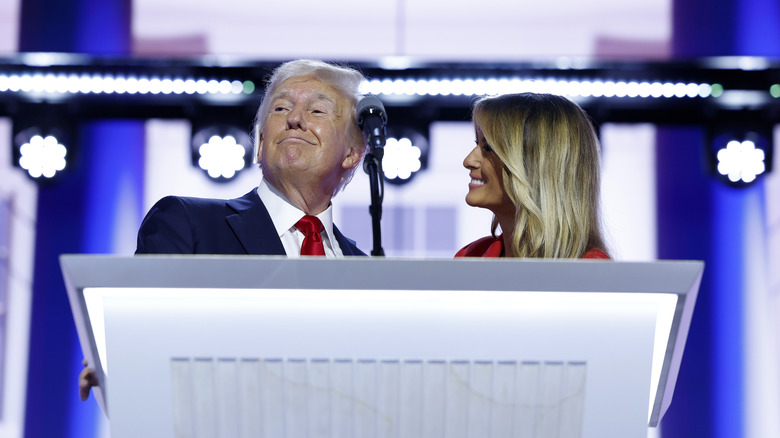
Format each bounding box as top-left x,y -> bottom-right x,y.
225,188 -> 364,256
333,225 -> 363,256
225,190 -> 286,255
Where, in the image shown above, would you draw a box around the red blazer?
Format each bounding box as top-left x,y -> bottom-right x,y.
455,235 -> 609,259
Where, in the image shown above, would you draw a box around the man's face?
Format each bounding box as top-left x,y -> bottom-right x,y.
257,76 -> 360,196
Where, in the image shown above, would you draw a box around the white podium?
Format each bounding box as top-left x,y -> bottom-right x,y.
61,255 -> 703,438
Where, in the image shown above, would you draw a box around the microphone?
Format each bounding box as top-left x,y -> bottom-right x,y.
356,95 -> 388,151
356,95 -> 387,256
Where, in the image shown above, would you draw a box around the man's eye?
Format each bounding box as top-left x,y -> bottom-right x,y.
311,106 -> 332,114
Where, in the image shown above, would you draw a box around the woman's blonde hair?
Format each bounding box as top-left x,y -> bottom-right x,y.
472,92 -> 607,258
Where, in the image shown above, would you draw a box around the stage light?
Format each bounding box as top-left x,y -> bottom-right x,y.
149,78 -> 163,94
426,79 -> 441,96
14,129 -> 68,179
614,82 -> 629,97
198,135 -> 245,179
0,71 -> 250,98
717,140 -> 765,183
160,79 -> 174,94
137,78 -> 151,94
451,79 -> 467,96
709,129 -> 772,186
191,125 -> 252,181
196,80 -> 209,94
383,137 -> 421,180
184,79 -> 197,94
172,79 -> 185,94
360,77 -> 716,100
381,128 -> 429,184
438,79 -> 453,96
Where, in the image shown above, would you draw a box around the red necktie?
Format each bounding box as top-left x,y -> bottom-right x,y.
295,215 -> 326,256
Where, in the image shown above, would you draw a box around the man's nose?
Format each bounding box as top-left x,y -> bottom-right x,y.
286,107 -> 306,130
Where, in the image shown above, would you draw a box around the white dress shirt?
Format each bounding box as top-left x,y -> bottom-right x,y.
257,179 -> 344,258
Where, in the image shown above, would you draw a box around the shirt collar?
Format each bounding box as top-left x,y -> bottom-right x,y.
257,179 -> 337,243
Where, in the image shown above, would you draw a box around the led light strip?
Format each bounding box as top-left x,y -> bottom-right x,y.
0,72 -> 723,99
360,78 -> 721,99
0,72 -> 255,95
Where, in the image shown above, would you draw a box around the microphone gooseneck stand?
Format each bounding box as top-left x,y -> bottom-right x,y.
364,147 -> 385,256
356,95 -> 388,257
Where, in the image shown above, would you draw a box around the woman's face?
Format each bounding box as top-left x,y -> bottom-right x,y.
463,125 -> 515,218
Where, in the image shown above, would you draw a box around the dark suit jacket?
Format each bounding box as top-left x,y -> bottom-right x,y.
136,189 -> 365,256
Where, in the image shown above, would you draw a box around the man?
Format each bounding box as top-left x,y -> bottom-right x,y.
135,59 -> 367,256
80,59 -> 370,401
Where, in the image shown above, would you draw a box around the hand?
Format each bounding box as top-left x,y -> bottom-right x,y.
79,359 -> 99,401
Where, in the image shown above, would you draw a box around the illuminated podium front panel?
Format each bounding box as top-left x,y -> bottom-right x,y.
61,255 -> 703,438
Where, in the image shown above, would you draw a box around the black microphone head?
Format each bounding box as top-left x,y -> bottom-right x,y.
356,95 -> 388,126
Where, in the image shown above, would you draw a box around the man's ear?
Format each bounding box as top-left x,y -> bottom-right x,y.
255,134 -> 264,163
341,144 -> 363,170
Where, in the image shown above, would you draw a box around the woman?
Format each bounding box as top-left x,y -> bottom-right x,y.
456,92 -> 609,259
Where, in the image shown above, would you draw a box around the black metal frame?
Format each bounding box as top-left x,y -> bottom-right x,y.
1,55 -> 779,128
